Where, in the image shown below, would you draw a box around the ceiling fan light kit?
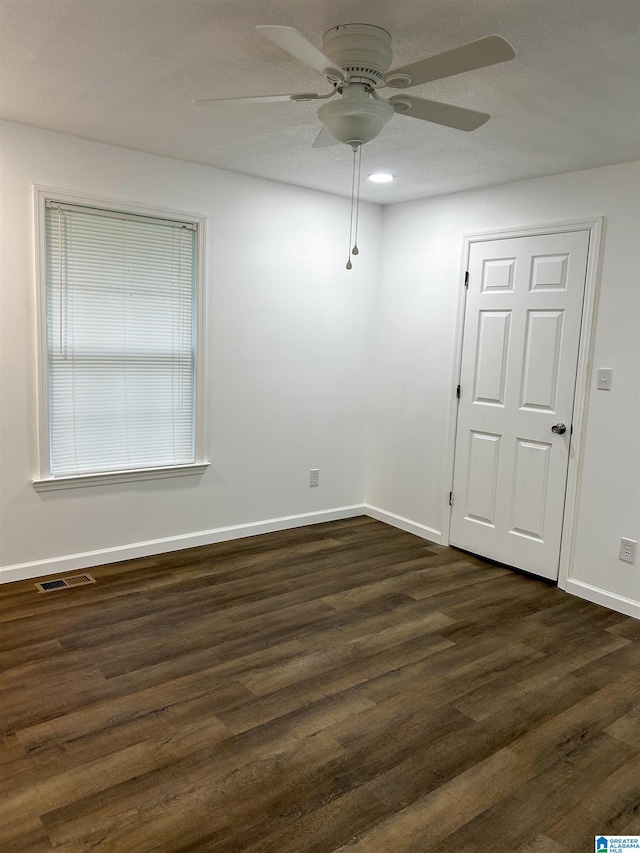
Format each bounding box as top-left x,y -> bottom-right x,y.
194,22 -> 515,266
317,84 -> 394,149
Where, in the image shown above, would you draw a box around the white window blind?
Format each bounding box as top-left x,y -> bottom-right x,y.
44,202 -> 197,477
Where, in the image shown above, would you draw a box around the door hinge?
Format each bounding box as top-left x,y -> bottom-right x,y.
456,384 -> 461,399
449,491 -> 453,506
464,271 -> 469,288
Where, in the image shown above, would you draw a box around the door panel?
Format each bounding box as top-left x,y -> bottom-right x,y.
520,310 -> 563,411
474,311 -> 511,405
450,230 -> 590,580
465,431 -> 501,526
481,257 -> 516,291
530,254 -> 569,290
510,438 -> 551,541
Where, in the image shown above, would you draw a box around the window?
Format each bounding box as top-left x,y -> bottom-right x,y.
34,191 -> 207,489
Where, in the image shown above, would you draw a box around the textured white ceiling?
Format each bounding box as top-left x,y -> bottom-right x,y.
1,0 -> 639,203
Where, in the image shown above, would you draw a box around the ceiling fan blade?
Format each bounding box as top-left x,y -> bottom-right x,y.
193,92 -> 322,106
256,25 -> 346,82
389,95 -> 490,131
383,35 -> 515,88
312,125 -> 339,148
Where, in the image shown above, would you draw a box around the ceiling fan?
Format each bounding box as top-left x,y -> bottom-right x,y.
194,24 -> 516,149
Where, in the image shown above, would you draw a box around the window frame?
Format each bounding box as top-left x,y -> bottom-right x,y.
32,185 -> 209,491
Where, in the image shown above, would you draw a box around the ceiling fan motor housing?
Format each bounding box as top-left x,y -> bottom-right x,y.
322,24 -> 392,86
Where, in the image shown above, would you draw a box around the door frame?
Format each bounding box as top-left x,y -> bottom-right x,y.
443,217 -> 604,589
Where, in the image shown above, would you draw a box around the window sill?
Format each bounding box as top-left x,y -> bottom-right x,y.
33,463 -> 210,492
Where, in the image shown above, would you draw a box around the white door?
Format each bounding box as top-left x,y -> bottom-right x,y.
449,230 -> 590,580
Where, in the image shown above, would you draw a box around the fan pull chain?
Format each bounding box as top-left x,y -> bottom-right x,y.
346,144 -> 358,270
346,143 -> 363,269
352,144 -> 362,257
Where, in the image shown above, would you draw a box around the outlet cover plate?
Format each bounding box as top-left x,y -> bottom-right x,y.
597,368 -> 613,390
619,538 -> 637,564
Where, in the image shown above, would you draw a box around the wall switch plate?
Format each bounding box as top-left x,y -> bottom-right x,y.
309,468 -> 319,487
619,538 -> 636,564
597,368 -> 613,390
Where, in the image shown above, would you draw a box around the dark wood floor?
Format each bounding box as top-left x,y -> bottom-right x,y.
1,517 -> 639,852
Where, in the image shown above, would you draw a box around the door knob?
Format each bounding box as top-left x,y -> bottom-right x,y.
551,423 -> 567,434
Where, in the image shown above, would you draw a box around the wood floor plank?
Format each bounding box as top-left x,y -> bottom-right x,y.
325,747 -> 535,853
43,731 -> 346,851
14,670 -> 252,753
514,834 -> 568,853
436,734 -> 635,852
0,516 -> 637,852
508,669 -> 640,769
451,631 -> 631,721
217,632 -> 456,735
547,749 -> 640,849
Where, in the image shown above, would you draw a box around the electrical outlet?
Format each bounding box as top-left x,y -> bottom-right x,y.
619,538 -> 637,564
309,468 -> 319,487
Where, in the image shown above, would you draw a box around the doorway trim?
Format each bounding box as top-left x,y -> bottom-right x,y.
443,217 -> 604,590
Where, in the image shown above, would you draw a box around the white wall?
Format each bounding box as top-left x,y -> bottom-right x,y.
1,120 -> 638,618
0,121 -> 381,577
368,161 -> 640,615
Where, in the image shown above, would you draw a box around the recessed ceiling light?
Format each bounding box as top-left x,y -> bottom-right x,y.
368,173 -> 394,183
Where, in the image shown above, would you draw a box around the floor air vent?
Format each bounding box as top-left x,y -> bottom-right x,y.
35,574 -> 96,593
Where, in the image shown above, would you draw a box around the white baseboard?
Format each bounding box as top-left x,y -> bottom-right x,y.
364,504 -> 443,545
565,579 -> 640,620
0,505 -> 366,585
4,505 -> 636,623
